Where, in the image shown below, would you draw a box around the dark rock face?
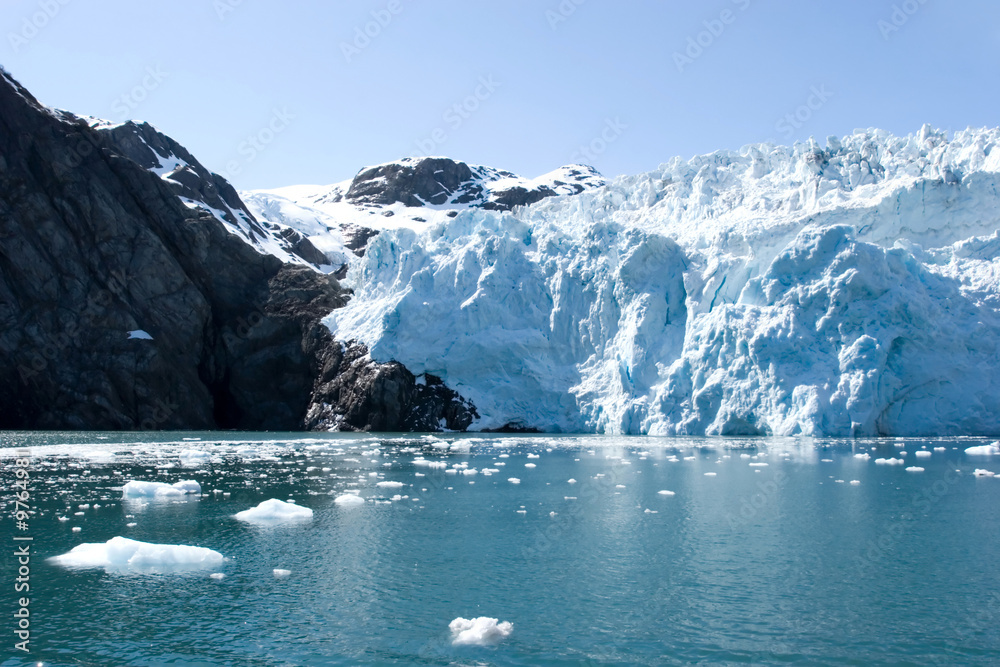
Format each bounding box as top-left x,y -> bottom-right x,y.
93,119 -> 326,268
0,69 -> 481,433
0,70 -> 346,430
306,342 -> 478,432
341,157 -> 605,213
346,157 -> 480,207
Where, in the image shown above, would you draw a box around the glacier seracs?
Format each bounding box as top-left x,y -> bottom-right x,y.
325,126 -> 1000,436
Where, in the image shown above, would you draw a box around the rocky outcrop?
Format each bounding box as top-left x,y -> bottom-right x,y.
92,119 -> 327,268
341,157 -> 606,212
0,69 -> 484,433
305,341 -> 478,432
0,69 -> 346,430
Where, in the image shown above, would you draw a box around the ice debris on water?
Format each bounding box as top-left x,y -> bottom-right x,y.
448,617 -> 513,646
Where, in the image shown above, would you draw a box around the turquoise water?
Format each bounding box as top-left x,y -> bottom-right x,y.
2,431 -> 1000,666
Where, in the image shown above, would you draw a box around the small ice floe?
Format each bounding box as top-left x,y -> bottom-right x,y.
657,490 -> 676,496
524,463 -> 536,469
567,479 -> 577,484
704,472 -> 717,477
376,481 -> 405,489
127,330 -> 153,341
210,572 -> 225,580
273,569 -> 291,577
72,527 -> 82,532
915,450 -> 932,458
413,457 -> 448,469
123,480 -> 201,499
178,450 -> 211,467
50,536 -> 223,572
849,480 -> 861,486
235,499 -> 313,524
527,453 -> 540,459
508,478 -> 521,484
749,462 -> 768,467
965,442 -> 1000,456
549,511 -> 557,517
875,458 -> 905,466
905,467 -> 925,473
854,453 -> 871,461
644,509 -> 658,514
974,469 -> 996,478
334,493 -> 365,506
448,617 -> 513,646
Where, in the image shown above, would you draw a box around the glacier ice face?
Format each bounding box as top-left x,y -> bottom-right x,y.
326,127 -> 1000,436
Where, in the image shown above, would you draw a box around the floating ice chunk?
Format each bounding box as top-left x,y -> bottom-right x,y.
849,480 -> 861,486
508,478 -> 521,484
657,490 -> 676,496
273,569 -> 291,577
905,467 -> 925,473
50,536 -> 223,572
449,617 -> 513,646
524,463 -> 536,469
127,330 -> 153,340
704,472 -> 717,477
915,451 -> 932,458
875,458 -> 905,466
171,480 -> 202,494
854,453 -> 871,461
72,527 -> 81,532
965,442 -> 1000,456
461,468 -> 478,475
235,498 -> 313,524
178,449 -> 211,466
210,572 -> 225,580
122,480 -> 201,499
376,481 -> 406,489
334,493 -> 365,506
567,479 -> 577,484
527,453 -> 540,459
974,469 -> 996,477
749,462 -> 768,467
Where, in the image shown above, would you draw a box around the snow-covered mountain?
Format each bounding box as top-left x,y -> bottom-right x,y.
322,126 -> 1000,436
242,157 -> 607,272
84,118 -> 334,272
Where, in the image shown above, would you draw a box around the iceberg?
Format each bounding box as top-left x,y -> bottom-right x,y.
122,480 -> 201,499
448,616 -> 514,646
235,499 -> 313,524
49,536 -> 223,572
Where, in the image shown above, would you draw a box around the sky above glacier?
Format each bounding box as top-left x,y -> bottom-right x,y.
3,0 -> 999,190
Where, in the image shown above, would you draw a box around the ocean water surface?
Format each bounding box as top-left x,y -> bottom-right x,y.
2,431 -> 1000,666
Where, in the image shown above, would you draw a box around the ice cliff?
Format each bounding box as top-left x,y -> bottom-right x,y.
325,126 -> 1000,436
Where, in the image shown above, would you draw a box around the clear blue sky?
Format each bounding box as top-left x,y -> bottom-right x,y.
3,0 -> 999,190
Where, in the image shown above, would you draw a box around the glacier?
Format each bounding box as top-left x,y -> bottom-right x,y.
324,126 -> 1000,436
